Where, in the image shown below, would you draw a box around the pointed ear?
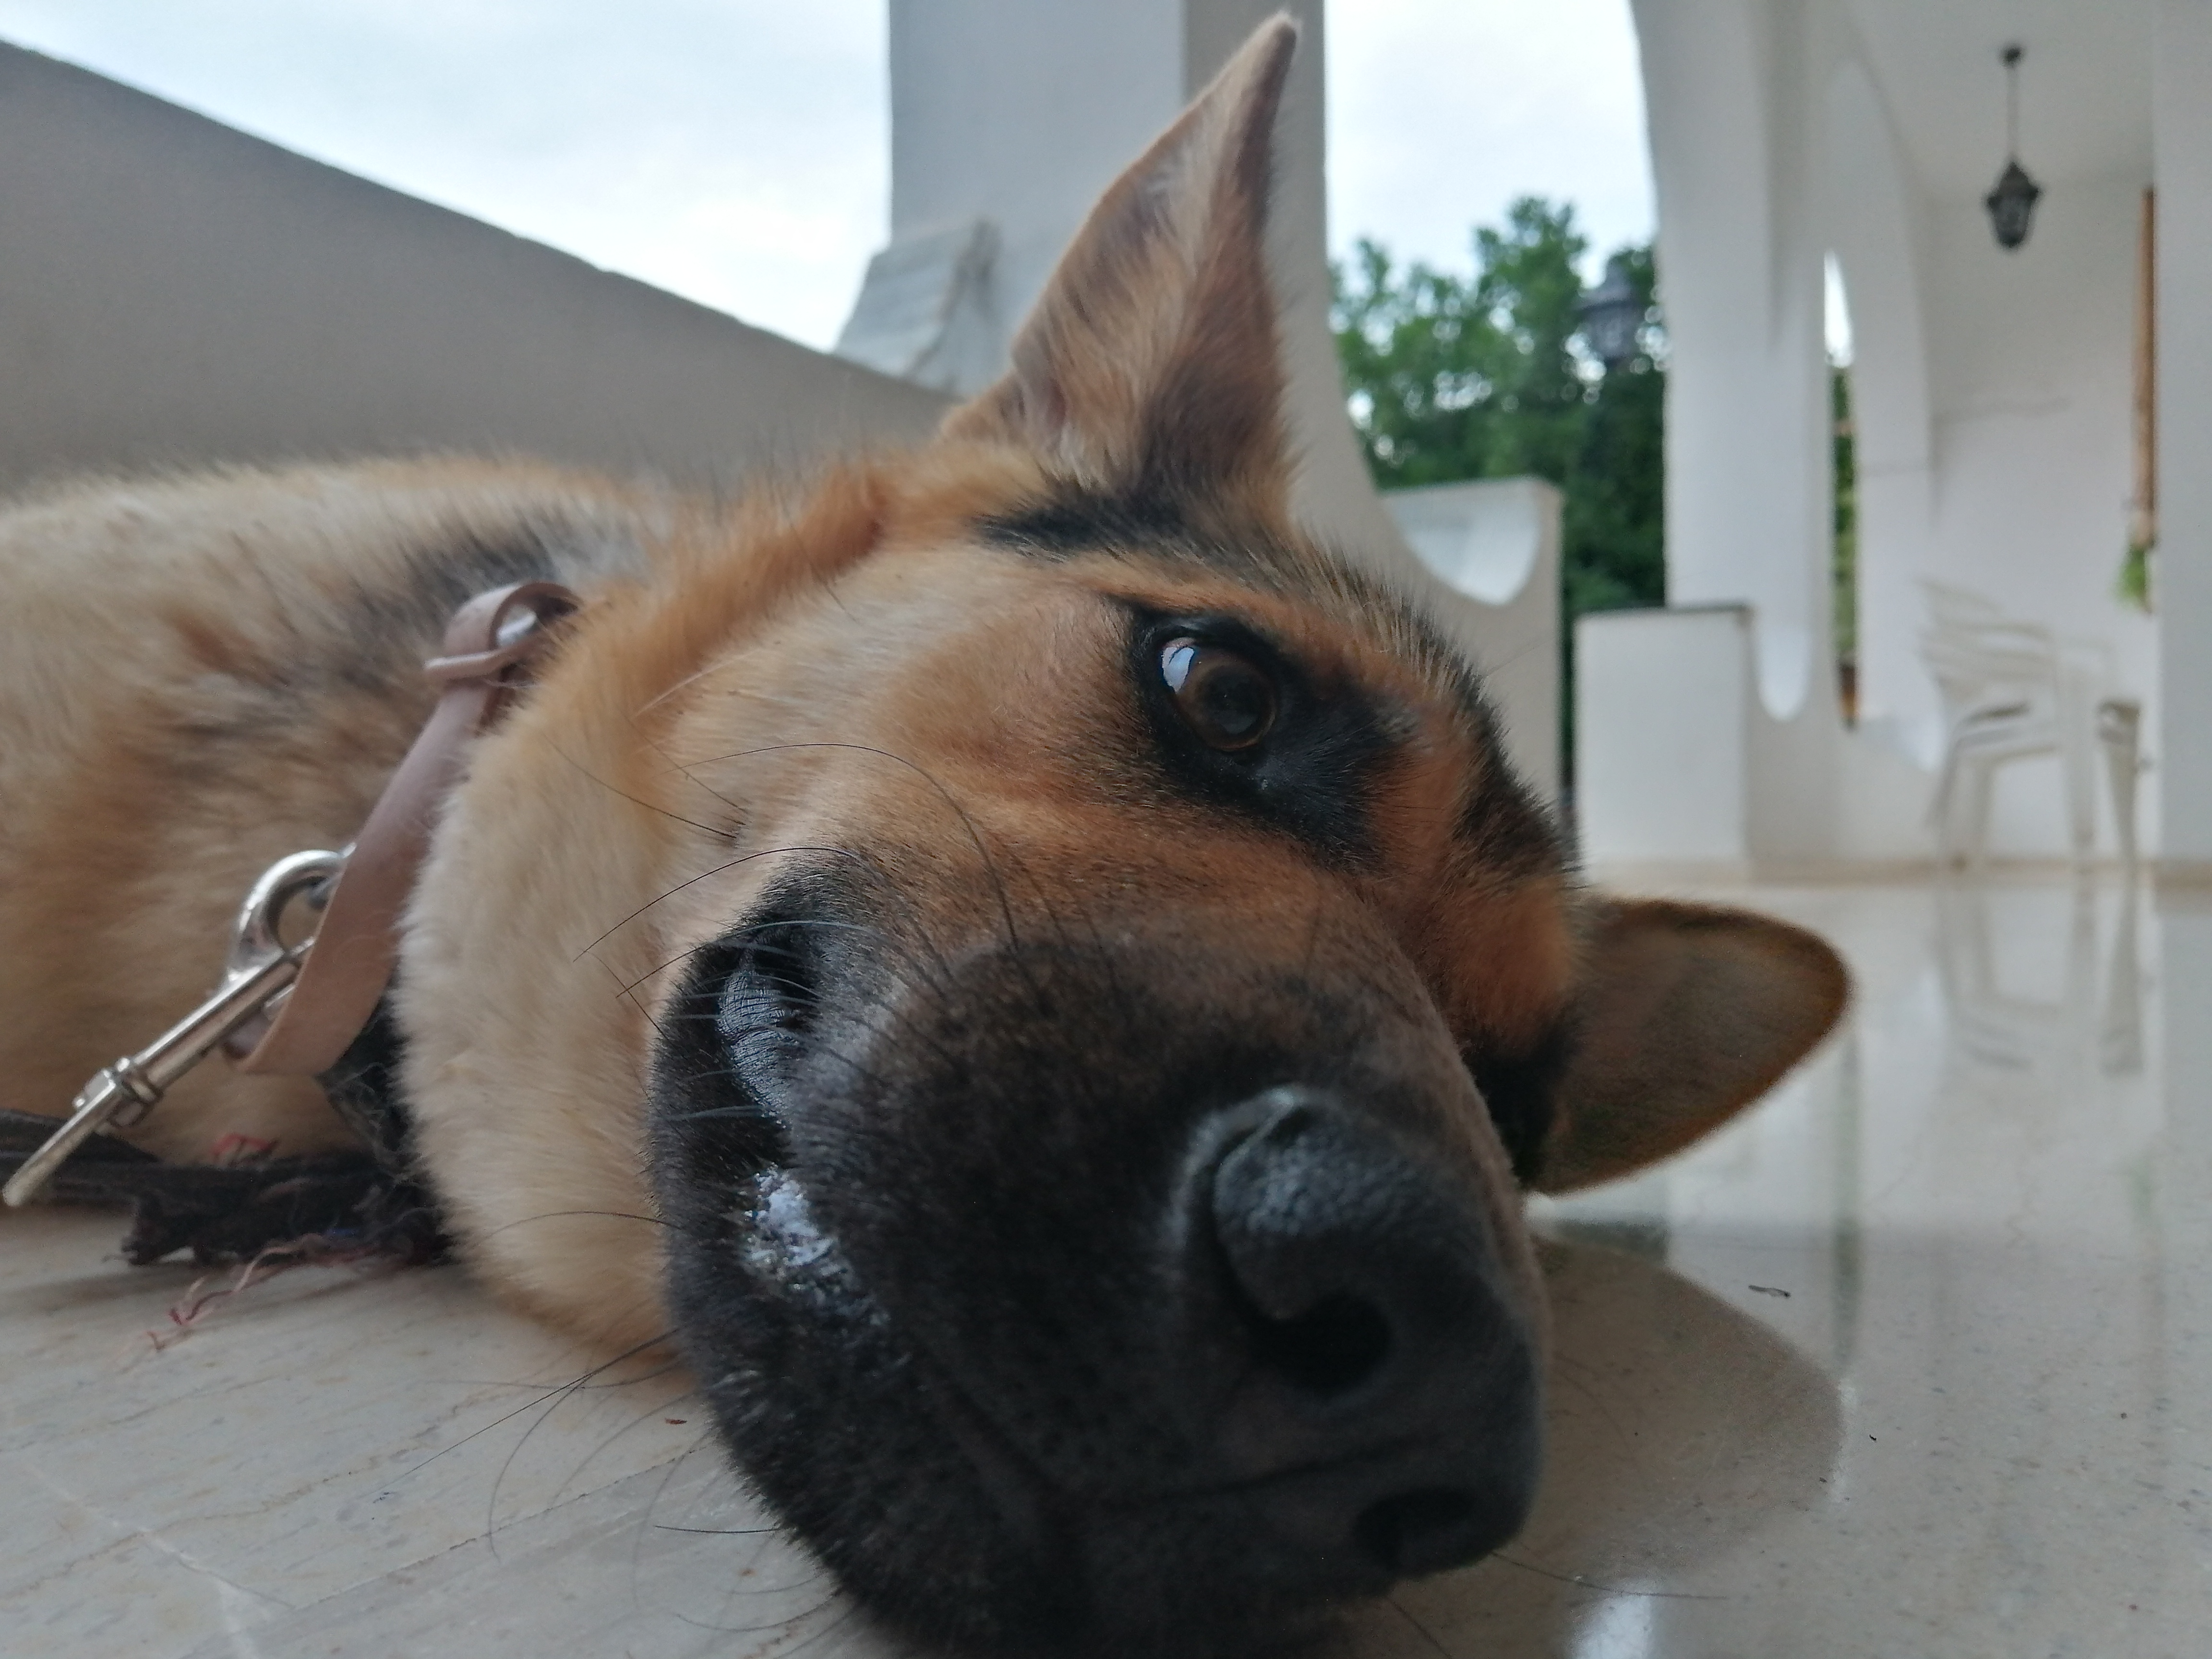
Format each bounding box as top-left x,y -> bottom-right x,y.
1534,901 -> 1851,1193
940,16 -> 1297,514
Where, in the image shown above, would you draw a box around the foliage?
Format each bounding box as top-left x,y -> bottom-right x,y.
1330,199 -> 1668,779
1331,199 -> 1666,625
2118,539 -> 2153,611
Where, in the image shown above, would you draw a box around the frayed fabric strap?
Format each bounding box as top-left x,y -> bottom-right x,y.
0,1077 -> 445,1268
231,580 -> 579,1077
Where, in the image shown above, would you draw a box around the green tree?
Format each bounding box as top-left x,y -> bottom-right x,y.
1331,199 -> 1669,779
1332,198 -> 1593,490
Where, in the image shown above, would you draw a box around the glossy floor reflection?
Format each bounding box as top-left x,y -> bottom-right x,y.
4,876 -> 2206,1658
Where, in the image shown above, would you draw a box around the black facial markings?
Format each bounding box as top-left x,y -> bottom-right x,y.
1383,604 -> 1565,882
981,484 -> 1354,592
1121,602 -> 1396,869
1453,701 -> 1566,880
979,485 -> 1565,884
978,489 -> 1188,558
1466,1020 -> 1575,1187
647,876 -> 846,1191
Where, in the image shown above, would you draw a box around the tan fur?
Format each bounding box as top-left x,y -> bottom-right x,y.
0,460 -> 673,1162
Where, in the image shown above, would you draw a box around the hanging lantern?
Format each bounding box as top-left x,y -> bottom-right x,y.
1577,254 -> 1645,369
1985,45 -> 2043,251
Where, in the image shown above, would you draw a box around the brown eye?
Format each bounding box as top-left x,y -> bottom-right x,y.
1160,637 -> 1277,751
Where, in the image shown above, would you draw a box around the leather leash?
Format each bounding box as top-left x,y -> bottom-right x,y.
1,579 -> 580,1214
233,579 -> 580,1075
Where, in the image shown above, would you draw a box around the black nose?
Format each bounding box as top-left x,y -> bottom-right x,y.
1186,1087 -> 1540,1587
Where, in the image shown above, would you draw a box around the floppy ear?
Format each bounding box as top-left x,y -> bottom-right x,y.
940,16 -> 1297,516
1533,901 -> 1851,1193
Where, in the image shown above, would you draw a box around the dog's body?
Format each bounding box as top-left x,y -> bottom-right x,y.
0,23 -> 1846,1655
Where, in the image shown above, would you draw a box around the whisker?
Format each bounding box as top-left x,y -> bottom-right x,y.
540,1382 -> 706,1519
669,1600 -> 840,1638
756,1596 -> 862,1654
383,1332 -> 673,1488
1491,1552 -> 1725,1600
616,917 -> 940,1008
677,741 -> 1028,973
629,1428 -> 746,1614
488,1350 -> 689,1548
549,742 -> 728,836
597,954 -> 676,1047
570,844 -> 863,961
585,841 -> 967,1033
477,1209 -> 675,1241
1387,1593 -> 1459,1659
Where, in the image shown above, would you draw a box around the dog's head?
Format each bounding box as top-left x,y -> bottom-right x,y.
630,20 -> 1844,1656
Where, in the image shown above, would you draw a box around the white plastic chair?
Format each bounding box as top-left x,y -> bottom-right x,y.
1918,580 -> 2142,867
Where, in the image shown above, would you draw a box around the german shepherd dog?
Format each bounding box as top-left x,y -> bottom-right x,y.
0,20 -> 1845,1656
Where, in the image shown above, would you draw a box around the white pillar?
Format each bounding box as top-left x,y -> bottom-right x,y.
2155,1 -> 2212,877
1823,60 -> 1938,764
1632,0 -> 1833,723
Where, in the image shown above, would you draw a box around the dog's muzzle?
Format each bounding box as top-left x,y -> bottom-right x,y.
650,890 -> 1544,1653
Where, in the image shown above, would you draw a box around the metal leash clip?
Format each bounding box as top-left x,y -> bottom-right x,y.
2,847 -> 348,1208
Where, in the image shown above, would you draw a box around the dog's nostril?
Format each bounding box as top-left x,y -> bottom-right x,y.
1249,1291 -> 1392,1395
1352,1487 -> 1480,1576
1188,1090 -> 1540,1594
718,915 -> 826,1080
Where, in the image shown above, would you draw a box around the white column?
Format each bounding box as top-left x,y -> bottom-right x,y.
1823,60 -> 1938,763
2155,1 -> 2212,876
870,0 -> 1185,393
1632,0 -> 1833,723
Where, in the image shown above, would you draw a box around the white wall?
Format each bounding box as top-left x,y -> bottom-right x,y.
1578,606 -> 1752,869
1607,0 -> 2164,869
1916,179 -> 2156,856
0,44 -> 949,499
1385,478 -> 1562,801
1578,601 -> 1928,877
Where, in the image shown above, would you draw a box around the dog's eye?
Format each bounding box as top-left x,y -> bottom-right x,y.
1161,638 -> 1276,751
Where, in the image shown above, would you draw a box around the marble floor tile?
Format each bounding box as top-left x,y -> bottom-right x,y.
4,876 -> 2205,1657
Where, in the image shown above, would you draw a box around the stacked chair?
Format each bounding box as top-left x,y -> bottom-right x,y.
1918,579 -> 2143,869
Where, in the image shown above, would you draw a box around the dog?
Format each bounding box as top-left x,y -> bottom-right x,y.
0,19 -> 1846,1656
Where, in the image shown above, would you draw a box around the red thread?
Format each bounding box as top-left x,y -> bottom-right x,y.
208,1133 -> 277,1166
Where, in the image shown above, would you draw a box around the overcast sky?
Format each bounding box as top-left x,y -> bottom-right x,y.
0,0 -> 1653,350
